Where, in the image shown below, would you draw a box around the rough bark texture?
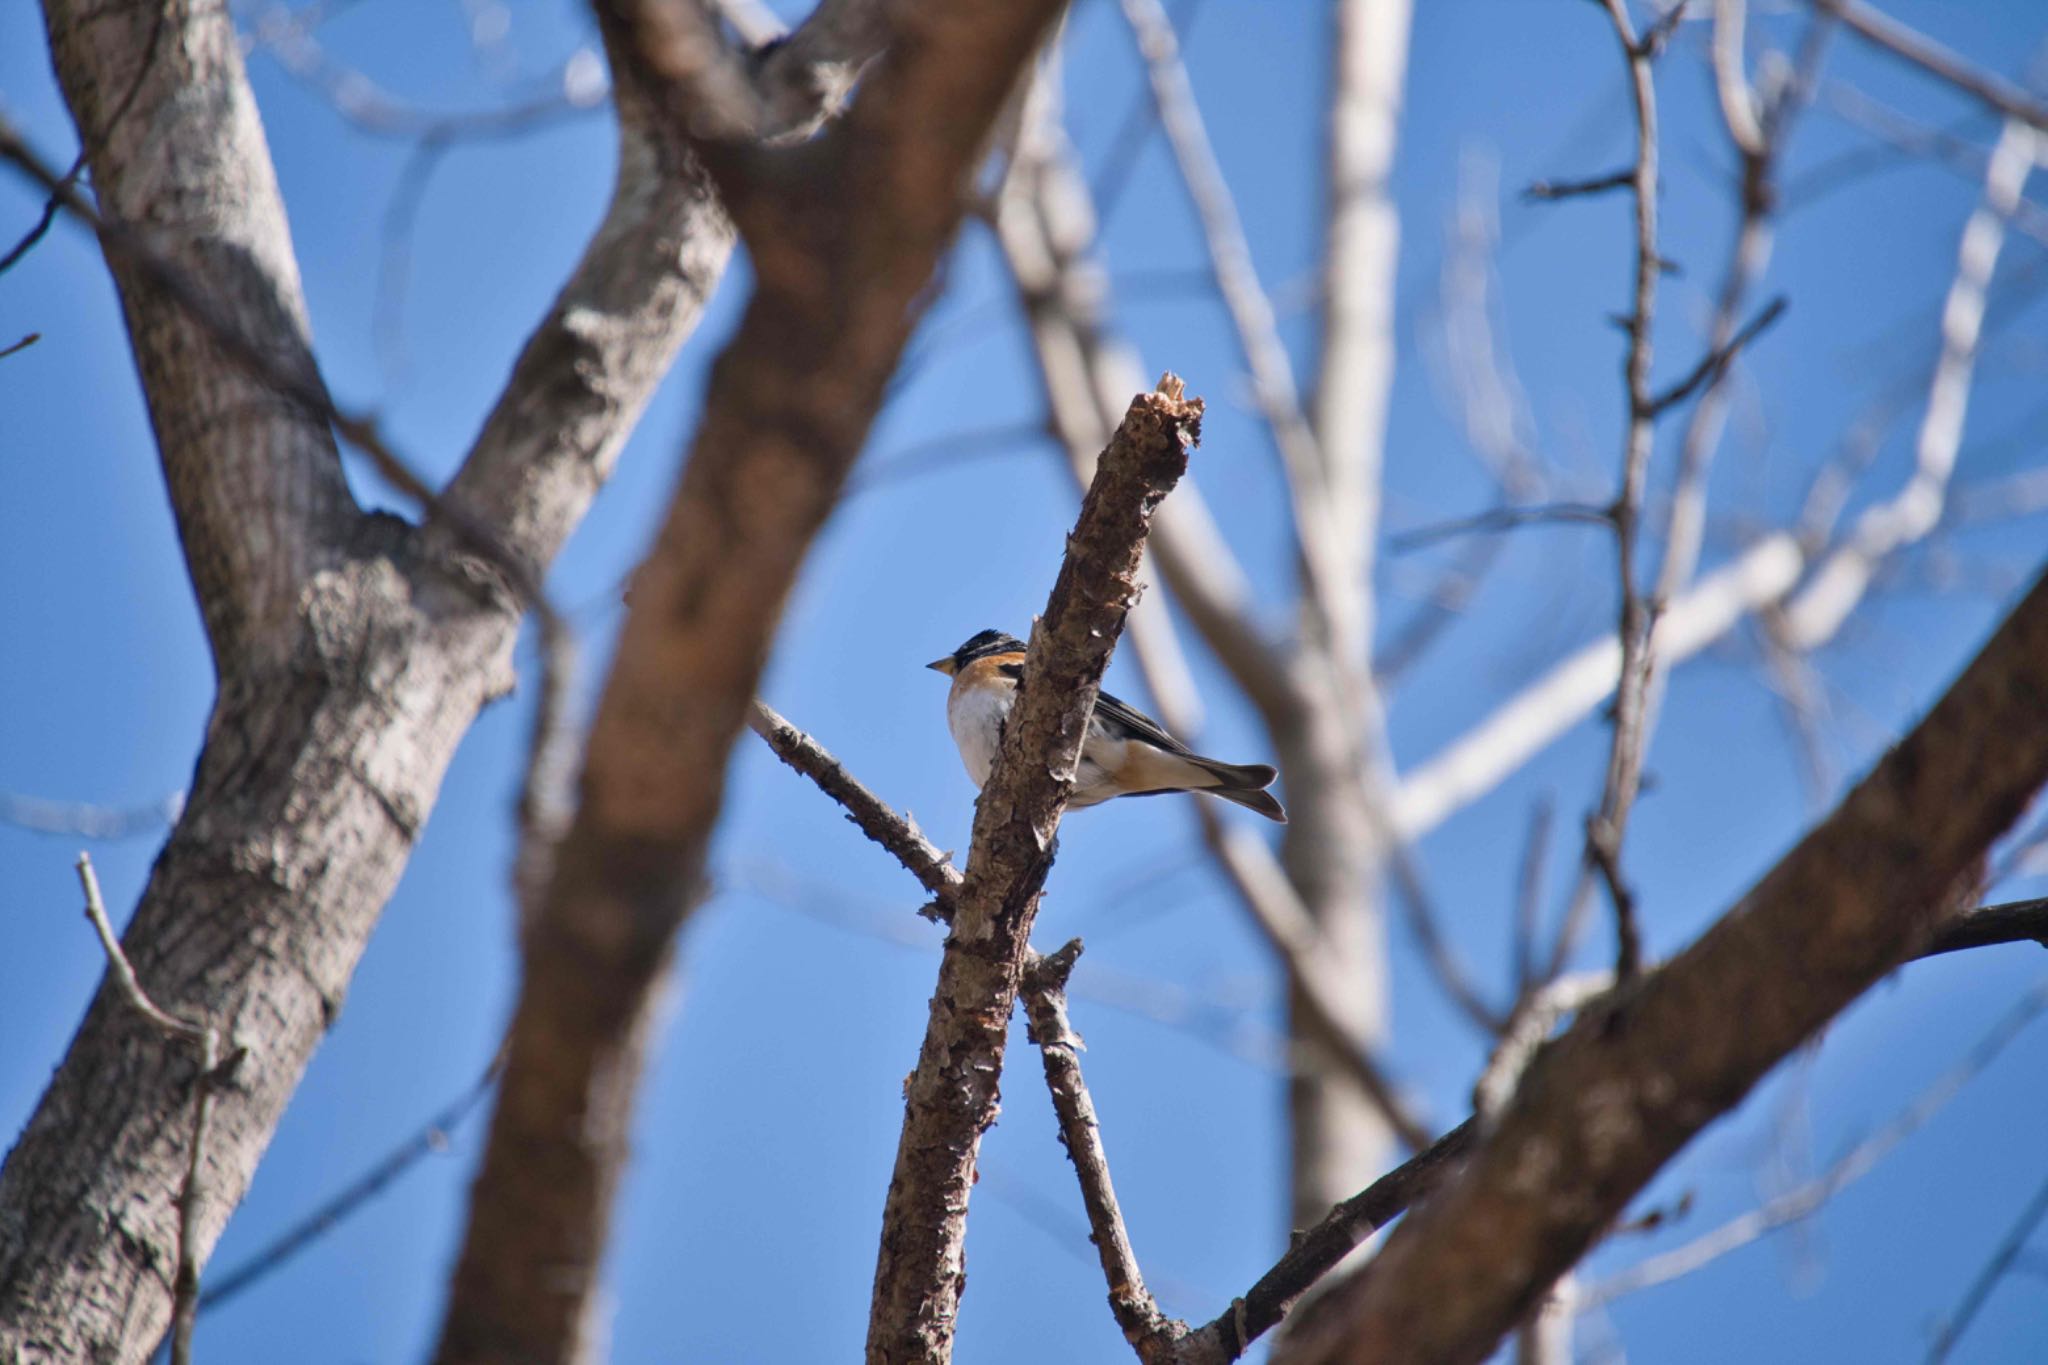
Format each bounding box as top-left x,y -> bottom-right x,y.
1021,944 -> 1185,1363
1278,565 -> 2048,1365
0,3 -> 728,1359
866,387 -> 1200,1365
433,4 -> 1072,1361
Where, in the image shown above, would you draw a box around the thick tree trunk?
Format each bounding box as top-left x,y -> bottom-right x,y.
0,3 -> 727,1358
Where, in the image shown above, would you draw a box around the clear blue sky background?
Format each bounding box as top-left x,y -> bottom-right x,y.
6,1 -> 2048,1361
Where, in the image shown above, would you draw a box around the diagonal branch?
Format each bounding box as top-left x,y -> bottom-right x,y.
1279,558 -> 2048,1364
867,380 -> 1199,1364
749,701 -> 961,910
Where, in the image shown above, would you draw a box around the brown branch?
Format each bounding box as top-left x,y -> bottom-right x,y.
1643,295 -> 1787,418
867,380 -> 1199,1364
1022,941 -> 1186,1363
1275,558 -> 2048,1364
748,700 -> 961,910
75,854 -> 223,1365
1921,897 -> 2048,958
1177,1121 -> 1477,1365
1584,977 -> 2048,1309
435,0 -> 1072,1356
1521,169 -> 1634,201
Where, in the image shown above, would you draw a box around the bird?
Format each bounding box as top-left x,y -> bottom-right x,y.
927,628 -> 1287,822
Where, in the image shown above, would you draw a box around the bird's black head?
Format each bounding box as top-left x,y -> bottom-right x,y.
927,628 -> 1026,676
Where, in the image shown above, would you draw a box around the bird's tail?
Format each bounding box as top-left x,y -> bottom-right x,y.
1189,759 -> 1287,823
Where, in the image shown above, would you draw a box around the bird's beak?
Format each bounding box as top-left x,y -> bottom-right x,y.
927,657 -> 956,676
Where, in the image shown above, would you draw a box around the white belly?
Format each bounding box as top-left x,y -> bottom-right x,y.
948,678 -> 1127,806
947,681 -> 1013,788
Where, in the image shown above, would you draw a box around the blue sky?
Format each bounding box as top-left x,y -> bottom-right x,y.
5,1 -> 2048,1360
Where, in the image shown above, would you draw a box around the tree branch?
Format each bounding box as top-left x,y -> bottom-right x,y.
1021,941 -> 1186,1362
748,701 -> 961,911
867,380 -> 1198,1364
1278,559 -> 2048,1364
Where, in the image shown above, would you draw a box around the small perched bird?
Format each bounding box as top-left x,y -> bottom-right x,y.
928,629 -> 1287,822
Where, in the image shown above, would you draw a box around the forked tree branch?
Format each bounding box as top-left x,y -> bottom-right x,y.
750,681 -> 2048,1365
868,381 -> 1199,1364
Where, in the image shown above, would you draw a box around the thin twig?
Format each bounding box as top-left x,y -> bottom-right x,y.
1584,977 -> 2048,1309
199,1051 -> 502,1313
1512,797 -> 1555,999
1,790 -> 184,839
1176,1121 -> 1478,1365
0,332 -> 38,359
1522,169 -> 1634,201
747,701 -> 961,913
1387,502 -> 1610,554
1584,0 -> 1669,982
1926,1164 -> 2048,1362
76,853 -> 221,1365
1780,118 -> 2040,649
1643,295 -> 1787,418
1022,941 -> 1186,1362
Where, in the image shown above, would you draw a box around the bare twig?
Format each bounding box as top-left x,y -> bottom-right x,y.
1926,1164 -> 2048,1362
1201,814 -> 1432,1151
1388,502 -> 1610,554
1512,798 -> 1556,998
75,854 -> 221,1365
1644,296 -> 1787,418
1712,0 -> 1768,159
1922,898 -> 2048,958
1584,0 -> 1669,982
1522,169 -> 1634,201
0,332 -> 40,358
1116,0 -> 1351,654
199,1052 -> 502,1313
1585,977 -> 2048,1308
747,701 -> 960,911
1022,942 -> 1186,1362
1,790 -> 184,839
1176,1121 -> 1478,1365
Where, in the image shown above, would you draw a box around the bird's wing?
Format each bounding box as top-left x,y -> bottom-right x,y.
994,659 -> 1193,756
1092,688 -> 1195,756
